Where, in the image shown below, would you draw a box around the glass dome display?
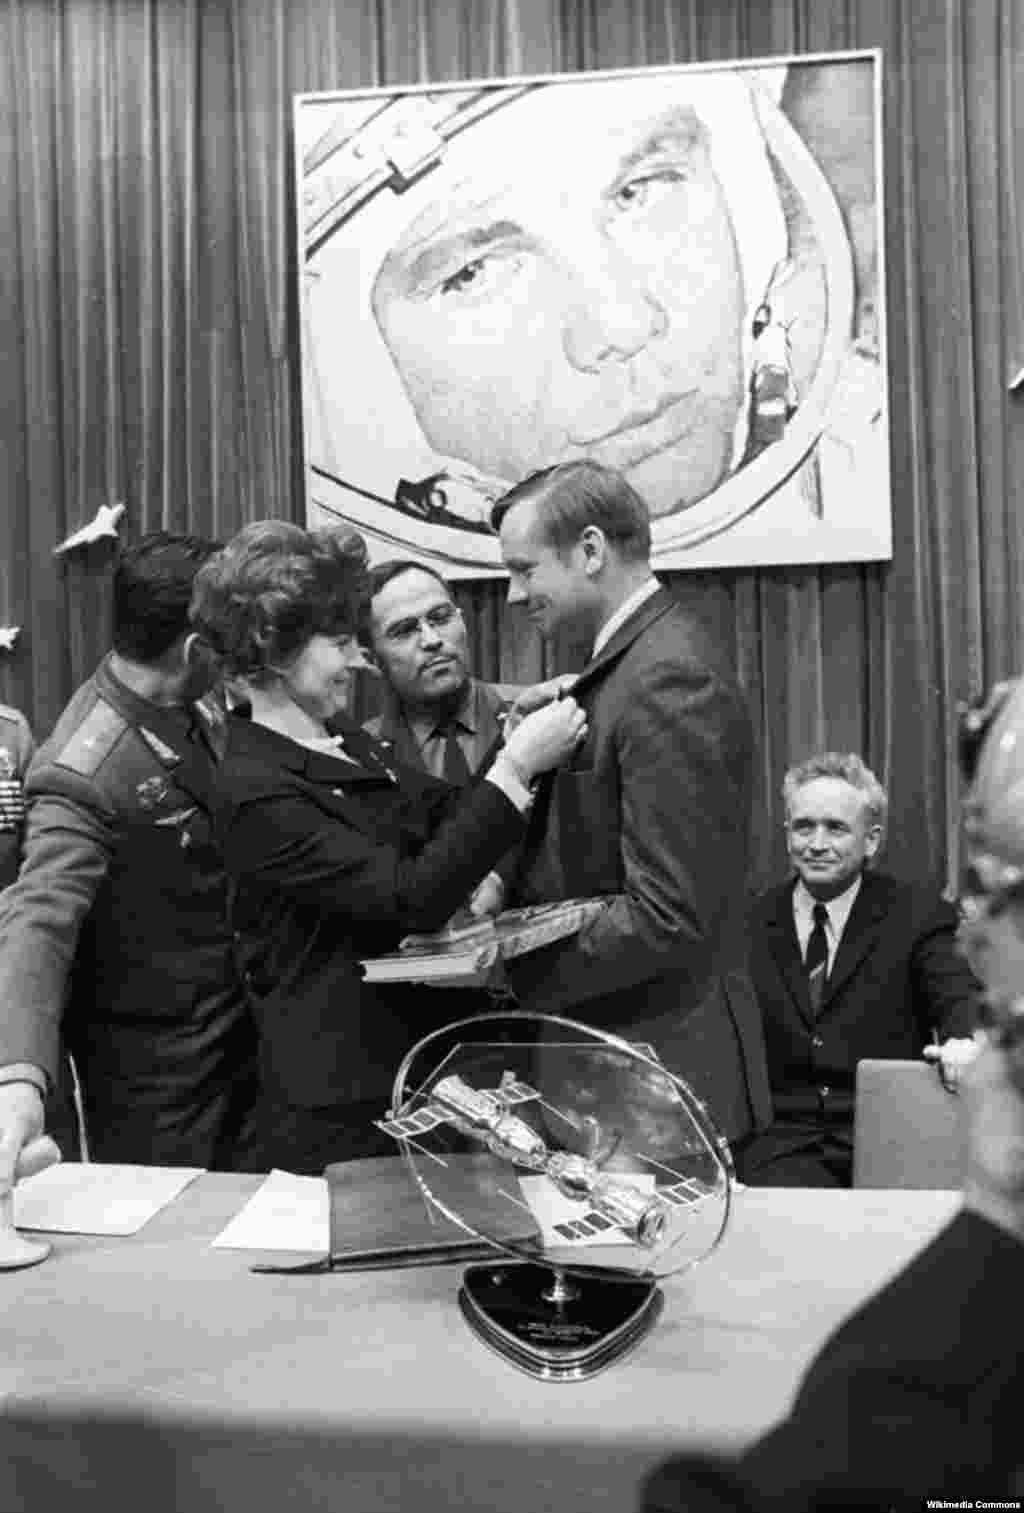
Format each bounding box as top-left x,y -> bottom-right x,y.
379,1011 -> 732,1379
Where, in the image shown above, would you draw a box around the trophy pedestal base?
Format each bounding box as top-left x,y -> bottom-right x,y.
459,1261 -> 663,1381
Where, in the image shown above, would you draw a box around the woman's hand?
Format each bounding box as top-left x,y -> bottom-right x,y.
504,696 -> 587,782
502,677 -> 578,737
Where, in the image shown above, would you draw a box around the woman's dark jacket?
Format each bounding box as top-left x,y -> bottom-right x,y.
212,712 -> 525,1114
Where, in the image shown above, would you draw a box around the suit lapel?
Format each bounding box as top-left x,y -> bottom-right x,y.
570,587 -> 676,701
373,701 -> 424,772
819,874 -> 888,1011
473,682 -> 510,756
761,882 -> 815,1027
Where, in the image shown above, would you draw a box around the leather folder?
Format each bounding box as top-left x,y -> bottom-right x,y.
253,1154 -> 538,1275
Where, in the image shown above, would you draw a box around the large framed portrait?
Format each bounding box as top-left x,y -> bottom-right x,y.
296,51 -> 890,576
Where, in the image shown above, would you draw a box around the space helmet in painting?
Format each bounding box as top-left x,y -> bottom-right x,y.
298,64 -> 855,573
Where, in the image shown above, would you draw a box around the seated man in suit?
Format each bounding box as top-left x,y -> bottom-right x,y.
644,685 -> 1024,1510
737,751 -> 981,1187
360,559 -> 518,783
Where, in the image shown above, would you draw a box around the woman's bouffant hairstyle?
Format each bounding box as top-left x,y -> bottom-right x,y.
189,520 -> 370,682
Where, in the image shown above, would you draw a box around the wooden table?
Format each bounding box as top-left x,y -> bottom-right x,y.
0,1173 -> 960,1512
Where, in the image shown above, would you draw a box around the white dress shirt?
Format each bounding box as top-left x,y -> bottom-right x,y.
591,578 -> 661,659
792,874 -> 863,977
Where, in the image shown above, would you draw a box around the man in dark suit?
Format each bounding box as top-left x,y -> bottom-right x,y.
482,460 -> 771,1144
360,559 -> 518,782
644,682 -> 1024,1510
0,534 -> 259,1190
738,751 -> 980,1187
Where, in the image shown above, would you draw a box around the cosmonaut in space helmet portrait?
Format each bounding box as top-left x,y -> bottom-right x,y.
298,55 -> 888,576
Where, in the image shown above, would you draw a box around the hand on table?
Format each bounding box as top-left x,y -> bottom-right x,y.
0,1083 -> 45,1198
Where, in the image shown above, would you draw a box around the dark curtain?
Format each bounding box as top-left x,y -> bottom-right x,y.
1,0 -> 1022,891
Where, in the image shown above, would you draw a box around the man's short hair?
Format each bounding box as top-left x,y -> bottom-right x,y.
491,461 -> 652,564
112,533 -> 220,663
783,752 -> 888,839
358,558 -> 454,647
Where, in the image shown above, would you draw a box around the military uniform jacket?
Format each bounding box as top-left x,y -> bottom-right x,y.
0,658 -> 254,1165
503,587 -> 771,1143
212,712 -> 527,1111
0,702 -> 34,890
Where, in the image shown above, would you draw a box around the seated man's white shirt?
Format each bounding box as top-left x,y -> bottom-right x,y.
792,874 -> 862,976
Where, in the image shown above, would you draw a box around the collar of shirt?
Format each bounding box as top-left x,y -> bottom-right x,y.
792,873 -> 863,970
406,683 -> 477,757
591,578 -> 661,660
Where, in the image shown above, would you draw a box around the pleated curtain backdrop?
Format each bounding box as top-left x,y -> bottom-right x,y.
1,0 -> 1022,892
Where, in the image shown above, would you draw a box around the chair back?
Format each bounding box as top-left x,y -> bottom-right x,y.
853,1058 -> 964,1189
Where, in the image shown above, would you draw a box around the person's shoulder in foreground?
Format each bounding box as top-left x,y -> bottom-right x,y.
641,1037 -> 1024,1513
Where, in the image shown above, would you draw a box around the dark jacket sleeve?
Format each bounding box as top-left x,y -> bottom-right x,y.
641,1209 -> 1024,1512
219,770 -> 527,937
911,892 -> 982,1039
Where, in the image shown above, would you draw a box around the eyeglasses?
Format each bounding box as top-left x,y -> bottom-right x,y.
381,604 -> 462,646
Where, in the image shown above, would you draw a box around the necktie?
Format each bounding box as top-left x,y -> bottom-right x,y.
437,721 -> 472,786
805,901 -> 830,1013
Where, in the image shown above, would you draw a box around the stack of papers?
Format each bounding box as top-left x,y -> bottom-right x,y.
211,1170 -> 329,1253
13,1164 -> 204,1236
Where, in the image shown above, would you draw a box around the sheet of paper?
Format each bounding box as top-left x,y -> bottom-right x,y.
13,1162 -> 204,1236
518,1171 -> 656,1247
210,1168 -> 329,1253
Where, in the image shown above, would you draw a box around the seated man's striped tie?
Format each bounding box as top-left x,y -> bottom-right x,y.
805,901 -> 830,1013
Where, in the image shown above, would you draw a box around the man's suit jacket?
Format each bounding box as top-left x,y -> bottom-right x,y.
364,678 -> 518,777
641,1208 -> 1024,1510
749,870 -> 980,1129
504,586 -> 771,1142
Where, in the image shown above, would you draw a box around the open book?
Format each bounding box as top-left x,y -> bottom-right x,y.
360,898 -> 607,985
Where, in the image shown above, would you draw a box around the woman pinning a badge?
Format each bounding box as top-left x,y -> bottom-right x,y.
189,520 -> 586,1174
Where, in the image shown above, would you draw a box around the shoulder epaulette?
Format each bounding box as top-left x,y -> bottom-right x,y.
54,699 -> 128,777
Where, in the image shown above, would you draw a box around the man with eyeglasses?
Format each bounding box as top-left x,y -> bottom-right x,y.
360,560 -> 519,784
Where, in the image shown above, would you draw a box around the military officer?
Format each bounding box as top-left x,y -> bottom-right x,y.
0,534 -> 259,1192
